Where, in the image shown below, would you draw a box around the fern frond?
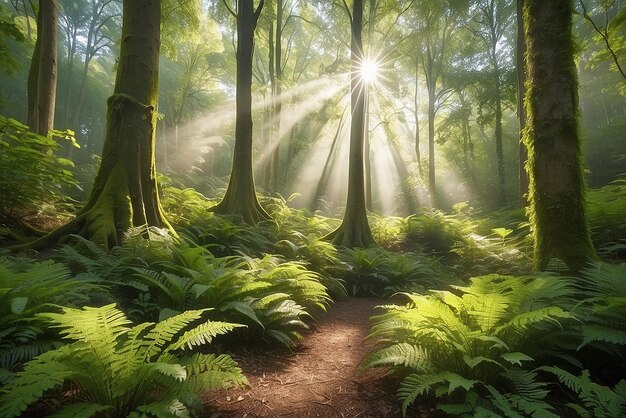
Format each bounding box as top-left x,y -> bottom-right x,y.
0,349 -> 74,418
169,320 -> 244,351
181,353 -> 246,392
578,325 -> 626,348
142,309 -> 208,360
361,343 -> 434,373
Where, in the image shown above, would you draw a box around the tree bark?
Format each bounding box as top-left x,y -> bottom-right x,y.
523,0 -> 595,271
212,0 -> 269,224
427,86 -> 436,208
24,0 -> 174,250
517,0 -> 529,207
26,0 -> 58,136
325,0 -> 375,248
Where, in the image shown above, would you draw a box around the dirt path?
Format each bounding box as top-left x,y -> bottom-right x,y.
204,298 -> 407,418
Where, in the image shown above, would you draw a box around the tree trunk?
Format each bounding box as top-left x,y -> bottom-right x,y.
311,106 -> 348,210
271,0 -> 283,193
24,0 -> 174,250
212,0 -> 269,224
517,0 -> 529,207
325,0 -> 375,248
494,63 -> 506,204
26,0 -> 58,136
414,62 -> 423,178
427,86 -> 436,208
364,89 -> 372,211
523,0 -> 595,271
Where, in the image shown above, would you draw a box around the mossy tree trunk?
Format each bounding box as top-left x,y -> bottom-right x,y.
26,0 -> 58,136
25,0 -> 173,250
212,0 -> 269,224
325,0 -> 375,248
517,0 -> 529,207
523,0 -> 595,271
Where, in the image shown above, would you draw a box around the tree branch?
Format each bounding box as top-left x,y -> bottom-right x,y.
221,0 -> 237,18
254,0 -> 266,22
578,0 -> 626,80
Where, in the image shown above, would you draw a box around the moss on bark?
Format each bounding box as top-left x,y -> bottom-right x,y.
211,0 -> 269,225
18,0 -> 174,251
523,0 -> 596,271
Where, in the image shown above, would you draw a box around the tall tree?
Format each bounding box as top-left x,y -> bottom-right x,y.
412,0 -> 466,208
523,0 -> 595,270
517,0 -> 529,206
26,0 -> 58,135
325,0 -> 375,248
27,0 -> 173,248
67,0 -> 118,131
212,0 -> 269,224
471,0 -> 514,205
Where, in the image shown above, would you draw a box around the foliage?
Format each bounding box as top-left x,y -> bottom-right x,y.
0,304 -> 246,418
539,367 -> 626,418
0,115 -> 79,231
0,254 -> 104,376
363,273 -> 579,415
328,246 -> 448,297
54,235 -> 338,348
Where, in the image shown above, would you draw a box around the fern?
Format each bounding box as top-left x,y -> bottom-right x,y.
364,273 -> 580,416
539,367 -> 626,418
0,304 -> 245,417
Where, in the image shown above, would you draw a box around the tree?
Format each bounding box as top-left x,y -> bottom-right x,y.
517,0 -> 529,206
412,0 -> 467,208
470,0 -> 514,205
578,0 -> 626,83
62,0 -> 119,132
26,0 -> 58,135
211,0 -> 270,224
523,0 -> 595,271
26,0 -> 174,249
325,0 -> 375,248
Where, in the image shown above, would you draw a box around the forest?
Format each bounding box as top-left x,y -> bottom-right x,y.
0,0 -> 625,416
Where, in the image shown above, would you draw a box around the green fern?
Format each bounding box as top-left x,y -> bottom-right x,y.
0,256 -> 104,373
364,273 -> 579,416
539,367 -> 626,418
0,304 -> 246,417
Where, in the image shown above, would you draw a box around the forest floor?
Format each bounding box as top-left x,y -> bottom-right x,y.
203,298 -> 431,418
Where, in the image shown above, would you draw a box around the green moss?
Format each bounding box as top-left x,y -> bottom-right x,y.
522,0 -> 596,272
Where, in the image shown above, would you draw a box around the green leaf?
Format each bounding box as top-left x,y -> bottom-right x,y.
501,352 -> 534,366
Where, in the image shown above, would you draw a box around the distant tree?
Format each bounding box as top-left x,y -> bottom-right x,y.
325,0 -> 375,248
26,0 -> 58,135
470,0 -> 515,205
523,0 -> 595,271
62,0 -> 119,132
27,0 -> 174,249
211,0 -> 270,224
412,0 -> 467,208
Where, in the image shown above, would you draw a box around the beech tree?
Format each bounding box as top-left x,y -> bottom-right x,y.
523,0 -> 595,270
26,0 -> 58,135
325,0 -> 375,248
27,0 -> 173,248
211,0 -> 269,224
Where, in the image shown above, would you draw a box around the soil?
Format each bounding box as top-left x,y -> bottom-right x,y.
203,298 -> 431,418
